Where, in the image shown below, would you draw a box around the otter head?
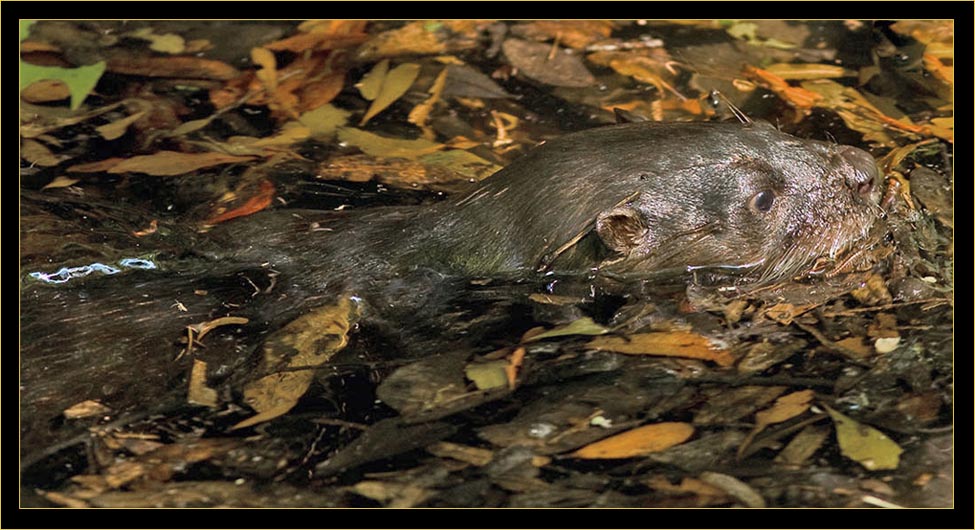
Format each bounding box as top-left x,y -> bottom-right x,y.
593,122 -> 884,282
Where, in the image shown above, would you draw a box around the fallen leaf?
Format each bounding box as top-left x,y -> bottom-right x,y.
106,151 -> 257,176
337,127 -> 444,159
511,20 -> 615,49
63,400 -> 111,419
504,346 -> 526,389
755,390 -> 815,426
67,157 -> 125,173
441,64 -> 513,99
570,422 -> 694,459
744,65 -> 822,110
297,71 -> 346,111
587,331 -> 735,367
251,47 -> 278,93
524,317 -> 610,342
187,359 -> 219,408
360,62 -> 421,125
41,176 -> 80,190
232,297 -> 358,430
95,110 -> 147,140
20,61 -> 107,110
357,59 -> 389,101
834,337 -> 873,359
20,78 -> 70,103
427,441 -> 493,466
127,27 -> 186,54
774,424 -> 830,466
356,20 -> 483,61
502,38 -> 595,88
698,471 -> 767,508
465,360 -> 509,391
824,404 -> 903,471
408,67 -> 448,138
299,103 -> 352,137
204,179 -> 275,225
106,54 -> 239,80
764,63 -> 853,80
417,150 -> 501,180
22,139 -> 69,167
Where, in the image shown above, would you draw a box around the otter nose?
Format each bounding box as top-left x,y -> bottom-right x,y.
837,146 -> 880,197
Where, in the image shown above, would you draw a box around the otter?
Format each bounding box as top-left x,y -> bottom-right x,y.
20,120 -> 882,464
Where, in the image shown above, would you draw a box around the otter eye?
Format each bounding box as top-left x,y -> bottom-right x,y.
749,190 -> 775,213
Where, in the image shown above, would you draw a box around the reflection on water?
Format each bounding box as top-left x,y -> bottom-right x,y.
28,257 -> 158,285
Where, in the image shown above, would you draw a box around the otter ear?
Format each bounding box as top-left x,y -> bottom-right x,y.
595,206 -> 649,254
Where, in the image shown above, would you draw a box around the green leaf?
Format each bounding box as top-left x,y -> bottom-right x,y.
21,62 -> 107,110
20,20 -> 36,42
299,104 -> 352,138
465,361 -> 509,390
418,150 -> 502,180
337,127 -> 443,159
525,317 -> 610,342
824,404 -> 903,471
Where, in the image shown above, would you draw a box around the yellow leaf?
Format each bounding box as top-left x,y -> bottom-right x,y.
587,331 -> 734,367
95,110 -> 146,140
337,127 -> 444,160
299,104 -> 352,138
824,404 -> 903,471
251,47 -> 277,92
356,59 -> 389,100
41,176 -> 80,190
765,63 -> 853,80
465,361 -> 509,390
570,422 -> 694,459
360,62 -> 421,125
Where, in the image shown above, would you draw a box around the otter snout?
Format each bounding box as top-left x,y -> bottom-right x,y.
836,146 -> 881,201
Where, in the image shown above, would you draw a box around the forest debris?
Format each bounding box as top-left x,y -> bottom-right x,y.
126,27 -> 185,54
569,422 -> 694,459
645,475 -> 732,507
764,63 -> 853,80
874,337 -> 901,354
63,400 -> 112,419
20,78 -> 70,104
408,66 -> 448,138
22,139 -> 70,167
441,64 -> 513,99
95,110 -> 147,140
502,38 -> 595,88
427,441 -> 494,466
338,127 -> 443,159
823,404 -> 903,471
738,390 -> 814,458
187,359 -> 219,408
694,386 -> 787,425
299,103 -> 352,138
465,360 -> 509,391
587,330 -> 735,367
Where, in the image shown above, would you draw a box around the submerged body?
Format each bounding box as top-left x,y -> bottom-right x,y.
20,121 -> 882,463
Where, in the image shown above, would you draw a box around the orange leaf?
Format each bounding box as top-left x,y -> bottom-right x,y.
106,151 -> 257,176
106,55 -> 240,80
570,422 -> 694,459
205,179 -> 275,224
504,346 -> 526,389
587,331 -> 735,367
298,72 -> 346,112
743,65 -> 822,109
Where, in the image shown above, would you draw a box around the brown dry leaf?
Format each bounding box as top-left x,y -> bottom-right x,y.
187,359 -> 219,408
502,38 -> 595,88
204,179 -> 276,225
504,346 -> 526,389
22,139 -> 69,167
298,71 -> 346,111
41,176 -> 80,190
590,51 -> 682,99
774,424 -> 830,466
878,139 -> 940,173
106,151 -> 257,176
427,441 -> 494,466
512,20 -> 615,49
67,157 -> 125,173
755,389 -> 814,426
265,20 -> 368,52
698,471 -> 766,508
232,297 -> 359,430
570,422 -> 694,459
922,54 -> 953,85
889,20 -> 953,46
761,302 -> 817,325
21,78 -> 70,103
106,54 -> 240,80
834,337 -> 873,359
360,62 -> 421,125
315,154 -> 464,189
645,475 -> 732,506
587,331 -> 735,367
95,110 -> 147,141
63,400 -> 111,419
